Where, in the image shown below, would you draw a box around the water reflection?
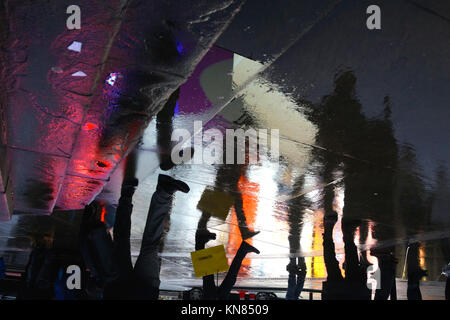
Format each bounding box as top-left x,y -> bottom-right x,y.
153,55 -> 449,299
1,48 -> 449,300
302,69 -> 449,298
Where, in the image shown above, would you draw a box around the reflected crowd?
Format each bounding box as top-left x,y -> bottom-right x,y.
1,71 -> 449,301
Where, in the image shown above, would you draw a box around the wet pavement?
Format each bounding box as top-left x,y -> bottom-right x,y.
1,0 -> 450,300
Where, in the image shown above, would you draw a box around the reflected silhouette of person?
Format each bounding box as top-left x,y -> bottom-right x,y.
196,136 -> 260,242
194,226 -> 259,300
341,218 -> 371,299
406,242 -> 427,300
285,176 -> 308,300
311,71 -> 370,298
17,233 -> 59,300
321,208 -> 370,300
307,70 -> 400,300
79,201 -> 118,298
104,151 -> 190,300
371,249 -> 398,300
156,87 -> 194,172
285,257 -> 307,300
157,88 -> 180,171
322,213 -> 346,299
194,137 -> 261,299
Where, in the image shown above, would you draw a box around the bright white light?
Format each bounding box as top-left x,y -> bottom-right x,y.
67,41 -> 82,52
71,71 -> 86,77
106,73 -> 120,86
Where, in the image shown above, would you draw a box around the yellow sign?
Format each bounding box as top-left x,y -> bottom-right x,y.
197,188 -> 234,220
190,245 -> 229,277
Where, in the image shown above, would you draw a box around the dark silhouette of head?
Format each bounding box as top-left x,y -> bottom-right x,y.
333,70 -> 357,96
